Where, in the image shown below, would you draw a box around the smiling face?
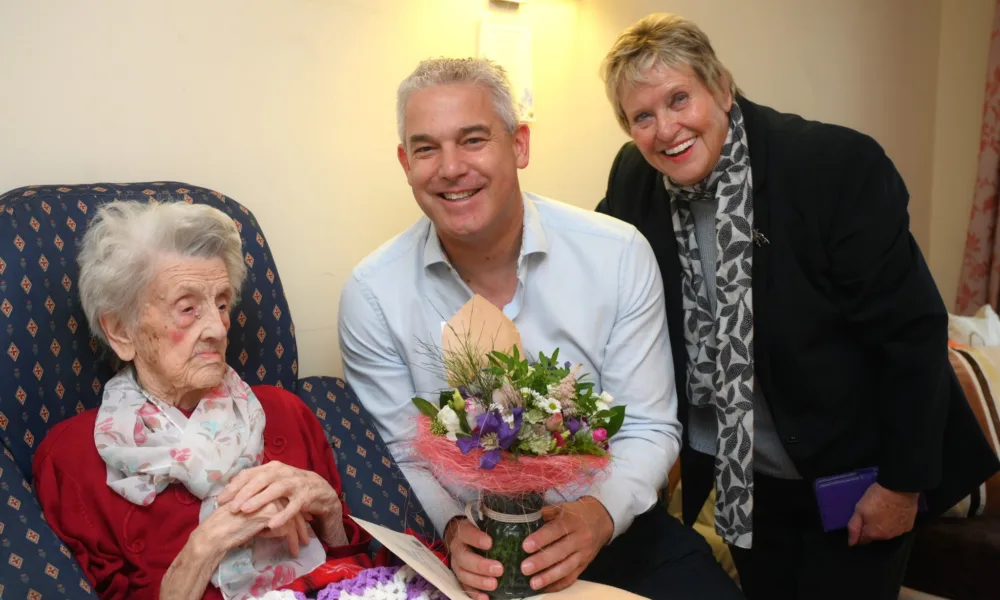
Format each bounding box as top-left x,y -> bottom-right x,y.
102,255 -> 233,404
619,62 -> 732,186
397,82 -> 529,247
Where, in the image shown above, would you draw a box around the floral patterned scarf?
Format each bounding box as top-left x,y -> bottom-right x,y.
94,366 -> 325,599
666,102 -> 755,549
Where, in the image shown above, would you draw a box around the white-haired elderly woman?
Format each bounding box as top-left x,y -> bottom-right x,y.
33,201 -> 371,600
596,12 -> 999,600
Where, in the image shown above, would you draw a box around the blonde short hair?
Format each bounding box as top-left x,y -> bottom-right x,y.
601,13 -> 740,133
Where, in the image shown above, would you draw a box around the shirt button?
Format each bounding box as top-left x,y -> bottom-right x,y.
785,436 -> 800,444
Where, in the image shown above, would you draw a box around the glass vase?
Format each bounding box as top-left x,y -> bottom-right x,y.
472,492 -> 545,600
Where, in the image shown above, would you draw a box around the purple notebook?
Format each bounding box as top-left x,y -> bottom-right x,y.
813,467 -> 880,532
814,466 -> 928,532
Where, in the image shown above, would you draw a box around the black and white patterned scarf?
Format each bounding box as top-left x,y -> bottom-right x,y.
666,103 -> 754,549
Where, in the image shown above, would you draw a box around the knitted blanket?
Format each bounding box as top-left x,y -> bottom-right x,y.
250,565 -> 443,600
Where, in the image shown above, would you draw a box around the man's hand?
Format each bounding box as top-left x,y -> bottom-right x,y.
847,483 -> 919,546
520,497 -> 614,592
445,518 -> 503,600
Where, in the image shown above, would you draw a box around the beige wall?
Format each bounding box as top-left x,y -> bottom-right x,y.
0,0 -> 976,376
929,0 -> 996,309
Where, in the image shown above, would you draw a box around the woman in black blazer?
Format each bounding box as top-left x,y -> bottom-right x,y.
596,13 -> 999,600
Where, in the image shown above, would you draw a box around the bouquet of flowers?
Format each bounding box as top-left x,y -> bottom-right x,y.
411,346 -> 624,492
409,296 -> 624,599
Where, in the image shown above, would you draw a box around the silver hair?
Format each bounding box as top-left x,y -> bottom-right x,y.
77,201 -> 247,344
396,57 -> 519,145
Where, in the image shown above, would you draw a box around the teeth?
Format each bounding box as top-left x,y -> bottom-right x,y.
442,190 -> 477,200
664,138 -> 696,156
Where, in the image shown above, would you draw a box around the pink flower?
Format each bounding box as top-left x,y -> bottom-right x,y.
96,417 -> 114,434
203,383 -> 228,400
250,570 -> 272,597
592,428 -> 608,443
270,564 -> 295,588
544,412 -> 563,432
169,448 -> 191,462
138,403 -> 159,417
133,419 -> 148,445
249,565 -> 296,597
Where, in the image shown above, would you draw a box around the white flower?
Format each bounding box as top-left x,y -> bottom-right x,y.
542,397 -> 562,414
437,405 -> 461,440
596,391 -> 615,412
521,387 -> 546,405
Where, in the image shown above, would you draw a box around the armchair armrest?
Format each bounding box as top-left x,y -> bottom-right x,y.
0,446 -> 99,599
296,376 -> 437,541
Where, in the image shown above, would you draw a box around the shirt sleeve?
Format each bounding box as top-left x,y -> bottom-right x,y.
338,274 -> 465,535
585,229 -> 683,539
33,431 -> 132,600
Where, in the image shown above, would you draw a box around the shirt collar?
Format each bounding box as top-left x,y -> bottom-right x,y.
422,193 -> 548,270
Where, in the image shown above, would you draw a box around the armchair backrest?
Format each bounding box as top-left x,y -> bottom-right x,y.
0,182 -> 299,480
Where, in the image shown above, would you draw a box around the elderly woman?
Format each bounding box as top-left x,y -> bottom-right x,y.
596,13 -> 1000,600
33,201 -> 370,600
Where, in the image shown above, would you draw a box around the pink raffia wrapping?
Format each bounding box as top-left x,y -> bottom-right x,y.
410,417 -> 611,495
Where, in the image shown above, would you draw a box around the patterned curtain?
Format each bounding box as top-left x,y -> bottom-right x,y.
957,0 -> 1000,314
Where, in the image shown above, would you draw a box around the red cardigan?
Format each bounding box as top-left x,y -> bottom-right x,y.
33,385 -> 372,600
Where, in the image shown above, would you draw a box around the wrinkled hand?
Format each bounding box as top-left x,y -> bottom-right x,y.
847,483 -> 919,546
256,498 -> 313,557
520,497 -> 613,592
195,498 -> 310,561
445,517 -> 503,600
217,461 -> 346,546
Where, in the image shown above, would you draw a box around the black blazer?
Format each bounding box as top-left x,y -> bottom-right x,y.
598,96 -> 999,520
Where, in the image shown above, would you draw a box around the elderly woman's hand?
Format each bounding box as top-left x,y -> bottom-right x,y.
217,461 -> 348,547
255,498 -> 313,557
192,497 -> 311,560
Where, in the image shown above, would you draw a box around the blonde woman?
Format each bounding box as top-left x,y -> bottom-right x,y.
597,13 -> 999,600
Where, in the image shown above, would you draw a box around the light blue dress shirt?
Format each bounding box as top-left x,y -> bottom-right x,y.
338,193 -> 682,539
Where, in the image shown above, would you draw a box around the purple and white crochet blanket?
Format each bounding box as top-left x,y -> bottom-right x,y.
249,565 -> 443,600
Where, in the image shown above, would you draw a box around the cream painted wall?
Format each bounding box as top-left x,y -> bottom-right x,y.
0,0 -> 951,376
929,0 -> 996,309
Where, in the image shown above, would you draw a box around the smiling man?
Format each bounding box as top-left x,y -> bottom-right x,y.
337,58 -> 743,600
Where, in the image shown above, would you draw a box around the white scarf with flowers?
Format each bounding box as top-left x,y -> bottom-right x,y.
94,366 -> 324,600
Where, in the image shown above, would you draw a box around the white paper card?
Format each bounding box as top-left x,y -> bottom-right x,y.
350,516 -> 650,599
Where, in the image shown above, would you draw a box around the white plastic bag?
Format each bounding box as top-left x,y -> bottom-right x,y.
949,304 -> 1000,347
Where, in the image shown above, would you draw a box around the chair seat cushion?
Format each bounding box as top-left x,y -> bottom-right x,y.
905,516 -> 1000,599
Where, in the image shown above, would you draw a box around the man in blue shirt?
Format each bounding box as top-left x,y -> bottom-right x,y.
338,57 -> 743,600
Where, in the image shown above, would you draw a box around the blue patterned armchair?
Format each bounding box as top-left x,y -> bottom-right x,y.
0,183 -> 434,599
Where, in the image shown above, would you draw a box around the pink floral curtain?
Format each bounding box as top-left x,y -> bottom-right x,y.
957,0 -> 1000,314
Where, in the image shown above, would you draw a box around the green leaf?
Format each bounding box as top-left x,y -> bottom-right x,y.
603,406 -> 626,438
457,407 -> 472,434
412,397 -> 440,419
438,390 -> 454,408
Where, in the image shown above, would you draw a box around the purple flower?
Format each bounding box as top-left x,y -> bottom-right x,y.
456,407 -> 523,470
564,361 -> 572,369
566,418 -> 582,436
